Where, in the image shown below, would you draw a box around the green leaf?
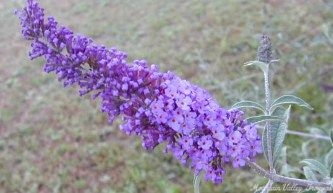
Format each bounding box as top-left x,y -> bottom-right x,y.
303,166 -> 318,181
324,149 -> 333,168
301,140 -> 312,158
280,146 -> 288,164
309,127 -> 326,135
246,115 -> 281,124
244,60 -> 268,74
272,106 -> 290,165
300,159 -> 330,177
324,149 -> 333,177
231,101 -> 265,113
330,162 -> 333,178
270,95 -> 313,112
278,146 -> 293,177
262,127 -> 269,162
262,106 -> 290,166
330,130 -> 333,146
323,23 -> 333,45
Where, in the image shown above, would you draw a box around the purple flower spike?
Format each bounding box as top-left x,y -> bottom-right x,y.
16,0 -> 262,184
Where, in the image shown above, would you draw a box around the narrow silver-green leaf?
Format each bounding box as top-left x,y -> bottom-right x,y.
303,166 -> 318,181
325,149 -> 333,179
325,149 -> 333,168
244,60 -> 268,74
272,106 -> 290,165
261,107 -> 290,166
317,189 -> 328,193
231,101 -> 265,113
278,146 -> 291,177
309,127 -> 326,135
261,107 -> 283,164
301,141 -> 312,158
270,95 -> 313,112
280,146 -> 288,164
262,126 -> 269,162
246,115 -> 281,124
300,159 -> 330,177
330,130 -> 333,146
323,24 -> 333,45
324,149 -> 333,177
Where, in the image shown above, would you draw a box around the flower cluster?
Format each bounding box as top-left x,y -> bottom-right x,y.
16,0 -> 262,184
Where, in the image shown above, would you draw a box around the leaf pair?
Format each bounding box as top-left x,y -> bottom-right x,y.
262,106 -> 290,166
232,94 -> 313,168
231,95 -> 313,118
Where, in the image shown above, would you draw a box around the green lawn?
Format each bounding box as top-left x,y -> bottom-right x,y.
0,0 -> 332,192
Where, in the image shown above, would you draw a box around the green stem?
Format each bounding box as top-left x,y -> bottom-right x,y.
263,63 -> 275,173
262,180 -> 274,193
193,173 -> 201,193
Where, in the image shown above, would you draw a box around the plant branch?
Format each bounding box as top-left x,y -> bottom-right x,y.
287,130 -> 331,141
246,158 -> 332,188
257,126 -> 331,141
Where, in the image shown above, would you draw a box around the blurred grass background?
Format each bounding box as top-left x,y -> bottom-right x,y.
0,0 -> 333,192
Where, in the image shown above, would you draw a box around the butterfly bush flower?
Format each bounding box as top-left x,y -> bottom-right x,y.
16,0 -> 262,184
